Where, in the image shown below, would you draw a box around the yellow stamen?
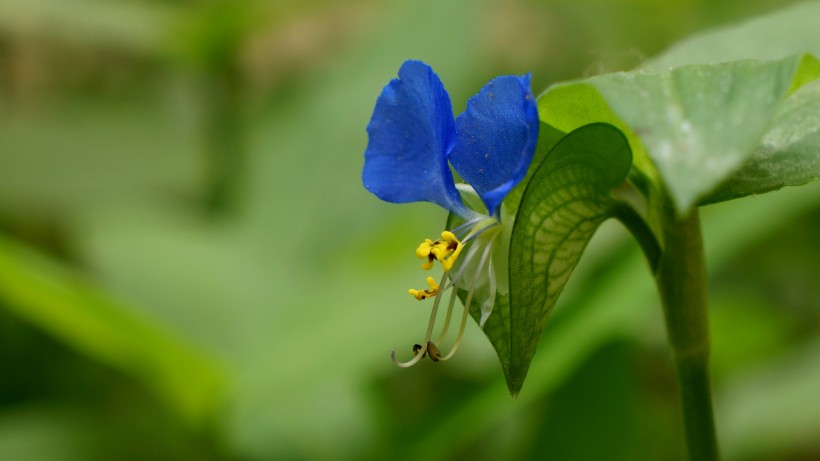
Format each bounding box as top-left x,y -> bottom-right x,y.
441,231 -> 458,242
439,231 -> 464,272
394,220 -> 501,367
415,238 -> 442,270
408,276 -> 440,300
415,239 -> 435,258
413,231 -> 464,272
391,272 -> 449,367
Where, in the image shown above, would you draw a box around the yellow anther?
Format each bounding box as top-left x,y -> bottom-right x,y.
430,241 -> 450,259
415,239 -> 435,259
425,276 -> 439,290
408,276 -> 440,300
416,239 -> 439,270
441,242 -> 463,271
439,232 -> 464,272
441,231 -> 458,243
413,231 -> 463,272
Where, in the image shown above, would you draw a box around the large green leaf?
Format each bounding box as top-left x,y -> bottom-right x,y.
646,1 -> 820,205
705,78 -> 820,203
644,1 -> 820,69
537,2 -> 820,213
539,54 -> 819,213
484,123 -> 632,395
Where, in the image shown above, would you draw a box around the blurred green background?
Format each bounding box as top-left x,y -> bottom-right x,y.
0,0 -> 818,460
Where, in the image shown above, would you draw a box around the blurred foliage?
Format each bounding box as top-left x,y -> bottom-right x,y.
0,0 -> 817,460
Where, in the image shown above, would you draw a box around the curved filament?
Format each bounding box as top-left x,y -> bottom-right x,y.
435,285 -> 459,345
439,238 -> 494,361
390,272 -> 449,367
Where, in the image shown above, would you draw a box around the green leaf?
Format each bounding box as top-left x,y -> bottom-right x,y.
704,78 -> 820,203
488,123 -> 632,395
411,182 -> 820,459
445,124 -> 563,386
539,54 -> 819,213
0,234 -> 225,429
537,3 -> 820,212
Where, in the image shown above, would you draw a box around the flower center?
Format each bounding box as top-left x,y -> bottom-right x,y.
391,218 -> 501,368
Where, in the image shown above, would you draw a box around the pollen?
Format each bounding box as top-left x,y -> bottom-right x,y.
408,276 -> 440,300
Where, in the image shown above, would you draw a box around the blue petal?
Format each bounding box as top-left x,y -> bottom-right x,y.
448,74 -> 539,216
362,60 -> 467,216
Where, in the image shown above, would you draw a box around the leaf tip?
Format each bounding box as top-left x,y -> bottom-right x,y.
503,368 -> 528,399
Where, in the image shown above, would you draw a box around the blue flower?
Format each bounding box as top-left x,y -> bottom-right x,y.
362,60 -> 539,367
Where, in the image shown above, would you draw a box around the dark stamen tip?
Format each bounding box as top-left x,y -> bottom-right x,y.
426,341 -> 442,362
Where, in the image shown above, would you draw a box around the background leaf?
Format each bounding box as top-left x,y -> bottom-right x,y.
498,123 -> 632,395
0,235 -> 225,428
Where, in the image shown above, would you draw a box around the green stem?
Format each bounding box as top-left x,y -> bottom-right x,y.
655,200 -> 720,461
612,203 -> 660,272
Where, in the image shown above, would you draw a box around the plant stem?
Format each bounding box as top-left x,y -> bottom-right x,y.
655,201 -> 720,461
612,203 -> 660,272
